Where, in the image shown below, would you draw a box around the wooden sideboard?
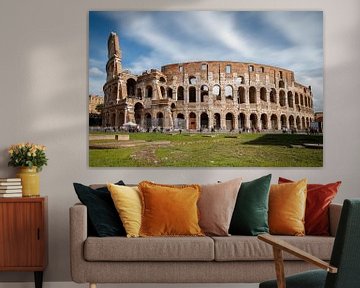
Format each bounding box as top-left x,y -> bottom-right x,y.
0,197 -> 48,288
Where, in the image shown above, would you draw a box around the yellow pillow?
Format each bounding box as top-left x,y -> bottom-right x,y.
107,183 -> 142,238
138,181 -> 204,237
269,179 -> 307,236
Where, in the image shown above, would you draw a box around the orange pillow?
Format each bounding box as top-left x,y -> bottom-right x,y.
278,177 -> 341,236
269,179 -> 307,236
138,181 -> 204,237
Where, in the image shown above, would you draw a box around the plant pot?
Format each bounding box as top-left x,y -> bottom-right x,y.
16,167 -> 40,197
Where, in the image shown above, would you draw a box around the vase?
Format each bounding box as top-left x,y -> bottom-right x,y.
16,167 -> 40,197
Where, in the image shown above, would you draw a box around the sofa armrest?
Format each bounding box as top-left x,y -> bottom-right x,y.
69,203 -> 88,283
329,203 -> 342,237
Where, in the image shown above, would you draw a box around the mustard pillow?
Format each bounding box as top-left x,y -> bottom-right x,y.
107,183 -> 142,238
138,181 -> 204,237
269,179 -> 307,236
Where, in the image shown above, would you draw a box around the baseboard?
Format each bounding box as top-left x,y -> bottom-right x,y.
0,282 -> 259,288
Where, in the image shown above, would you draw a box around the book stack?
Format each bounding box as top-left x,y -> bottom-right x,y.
0,178 -> 22,197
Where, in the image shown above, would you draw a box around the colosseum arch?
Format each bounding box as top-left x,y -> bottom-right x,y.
177,86 -> 184,101
260,87 -> 267,102
160,86 -> 166,98
189,86 -> 196,103
136,88 -> 142,100
167,87 -> 173,98
250,113 -> 258,130
176,113 -> 185,129
249,86 -> 256,104
146,86 -> 153,98
281,114 -> 287,128
236,76 -> 245,85
300,94 -> 304,106
127,78 -> 136,97
295,93 -> 299,105
302,117 -> 305,129
134,102 -> 144,126
279,90 -> 286,107
238,87 -> 246,104
270,88 -> 277,103
189,76 -> 197,85
159,77 -> 166,83
238,113 -> 246,130
117,111 -> 124,127
288,91 -> 294,108
226,113 -> 234,130
296,116 -> 301,130
279,80 -> 285,88
201,85 -> 209,102
200,113 -> 209,129
225,85 -> 233,100
270,114 -> 278,130
145,113 -> 152,129
260,114 -> 268,130
189,112 -> 197,130
157,112 -> 164,128
306,117 -> 310,128
289,115 -> 295,129
213,85 -> 221,100
214,113 -> 221,130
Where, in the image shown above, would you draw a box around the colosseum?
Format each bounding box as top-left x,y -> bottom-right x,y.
102,32 -> 314,132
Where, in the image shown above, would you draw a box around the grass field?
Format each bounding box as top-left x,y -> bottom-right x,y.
89,132 -> 323,167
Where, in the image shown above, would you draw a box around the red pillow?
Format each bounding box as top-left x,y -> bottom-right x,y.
278,177 -> 341,236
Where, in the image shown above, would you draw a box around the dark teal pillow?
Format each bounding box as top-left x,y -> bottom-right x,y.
73,181 -> 126,237
229,174 -> 272,236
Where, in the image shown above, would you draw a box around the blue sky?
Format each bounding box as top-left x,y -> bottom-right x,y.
89,11 -> 323,111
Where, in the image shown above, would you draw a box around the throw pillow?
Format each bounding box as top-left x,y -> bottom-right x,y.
229,174 -> 272,236
198,177 -> 243,236
138,181 -> 203,237
73,181 -> 126,237
269,179 -> 307,236
279,177 -> 341,236
107,183 -> 142,238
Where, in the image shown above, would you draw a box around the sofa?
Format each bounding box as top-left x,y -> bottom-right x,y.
70,201 -> 342,287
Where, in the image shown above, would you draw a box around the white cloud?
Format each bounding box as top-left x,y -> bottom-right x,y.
93,11 -> 323,110
89,67 -> 106,77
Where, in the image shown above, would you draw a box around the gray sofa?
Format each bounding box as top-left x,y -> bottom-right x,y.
70,202 -> 342,288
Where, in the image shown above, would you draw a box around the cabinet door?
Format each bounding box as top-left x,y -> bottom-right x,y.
0,202 -> 45,268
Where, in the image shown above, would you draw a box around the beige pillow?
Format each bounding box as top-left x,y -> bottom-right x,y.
198,178 -> 242,236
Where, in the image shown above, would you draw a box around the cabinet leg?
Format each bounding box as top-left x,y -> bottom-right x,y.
34,271 -> 43,288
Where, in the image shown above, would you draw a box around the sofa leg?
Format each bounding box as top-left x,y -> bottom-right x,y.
89,283 -> 96,288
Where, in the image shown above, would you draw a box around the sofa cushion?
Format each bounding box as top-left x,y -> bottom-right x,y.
279,177 -> 341,236
229,174 -> 271,236
199,178 -> 242,236
139,181 -> 203,237
107,184 -> 142,238
84,236 -> 214,261
73,181 -> 126,237
212,235 -> 334,261
269,179 -> 307,236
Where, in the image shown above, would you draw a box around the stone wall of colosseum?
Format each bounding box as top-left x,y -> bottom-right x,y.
102,33 -> 314,132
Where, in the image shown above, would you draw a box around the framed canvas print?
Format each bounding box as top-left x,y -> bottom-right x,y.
88,11 -> 323,167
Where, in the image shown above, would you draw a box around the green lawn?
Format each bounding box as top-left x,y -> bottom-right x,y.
89,132 -> 323,167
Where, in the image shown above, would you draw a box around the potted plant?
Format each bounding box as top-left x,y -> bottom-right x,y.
8,143 -> 48,197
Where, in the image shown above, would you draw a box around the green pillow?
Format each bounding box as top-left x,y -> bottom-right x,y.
229,174 -> 272,236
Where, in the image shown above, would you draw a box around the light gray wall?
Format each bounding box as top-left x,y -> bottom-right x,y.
0,0 -> 359,282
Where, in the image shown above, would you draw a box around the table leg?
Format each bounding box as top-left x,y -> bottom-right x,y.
34,271 -> 43,288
